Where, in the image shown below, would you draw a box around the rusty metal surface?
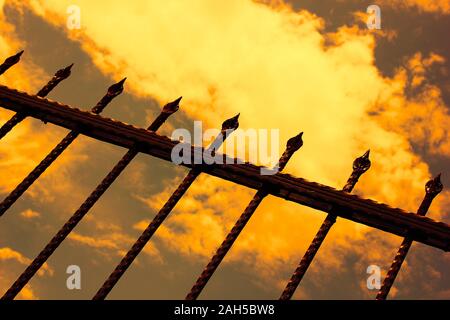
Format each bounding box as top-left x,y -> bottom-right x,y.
376,174 -> 443,300
0,78 -> 126,217
35,64 -> 73,98
0,51 -> 23,76
279,150 -> 371,300
1,85 -> 448,252
185,133 -> 304,300
0,64 -> 72,140
1,97 -> 180,300
93,169 -> 200,300
92,114 -> 240,300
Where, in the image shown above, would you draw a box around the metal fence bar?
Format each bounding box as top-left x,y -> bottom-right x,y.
0,51 -> 24,76
185,132 -> 304,300
0,78 -> 126,217
0,86 -> 449,251
279,150 -> 371,300
92,114 -> 240,300
376,174 -> 443,300
0,80 -> 449,299
0,64 -> 72,140
1,97 -> 181,300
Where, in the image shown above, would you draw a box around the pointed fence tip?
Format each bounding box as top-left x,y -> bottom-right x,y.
426,172 -> 444,195
221,113 -> 240,132
173,96 -> 182,104
162,96 -> 182,114
353,149 -> 371,172
286,131 -> 304,151
230,112 -> 240,123
2,50 -> 24,65
54,63 -> 74,79
61,63 -> 74,74
107,77 -> 127,96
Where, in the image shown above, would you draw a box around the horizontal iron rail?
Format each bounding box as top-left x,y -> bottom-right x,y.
0,85 -> 449,252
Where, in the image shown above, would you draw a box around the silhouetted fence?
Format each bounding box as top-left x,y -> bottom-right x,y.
0,51 -> 448,300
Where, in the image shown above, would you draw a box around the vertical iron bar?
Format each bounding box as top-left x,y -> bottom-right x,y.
0,64 -> 73,140
279,150 -> 371,300
92,113 -> 240,300
376,174 -> 443,300
0,78 -> 127,217
0,50 -> 24,76
1,96 -> 181,300
185,132 -> 304,300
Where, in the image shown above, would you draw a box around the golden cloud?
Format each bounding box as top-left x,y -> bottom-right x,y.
0,247 -> 53,299
4,0 -> 450,298
20,208 -> 40,218
0,247 -> 53,276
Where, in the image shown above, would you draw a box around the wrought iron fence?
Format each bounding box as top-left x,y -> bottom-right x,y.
0,51 -> 448,300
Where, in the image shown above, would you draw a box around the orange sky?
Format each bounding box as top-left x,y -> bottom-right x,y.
0,0 -> 449,299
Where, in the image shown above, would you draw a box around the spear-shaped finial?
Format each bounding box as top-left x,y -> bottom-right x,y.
425,173 -> 443,196
36,63 -> 74,98
147,96 -> 182,132
353,149 -> 371,173
5,50 -> 24,63
275,132 -> 303,172
92,114 -> 238,300
415,173 -> 443,217
376,173 -> 444,300
186,132 -> 304,300
207,113 -> 240,156
0,61 -> 74,139
286,132 -> 304,152
279,148 -> 372,300
342,149 -> 371,193
1,96 -> 179,300
162,96 -> 182,114
221,113 -> 240,132
54,63 -> 74,80
0,50 -> 24,76
90,78 -> 127,115
106,77 -> 127,98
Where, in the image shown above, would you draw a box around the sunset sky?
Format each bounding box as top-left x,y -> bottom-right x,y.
0,0 -> 449,299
